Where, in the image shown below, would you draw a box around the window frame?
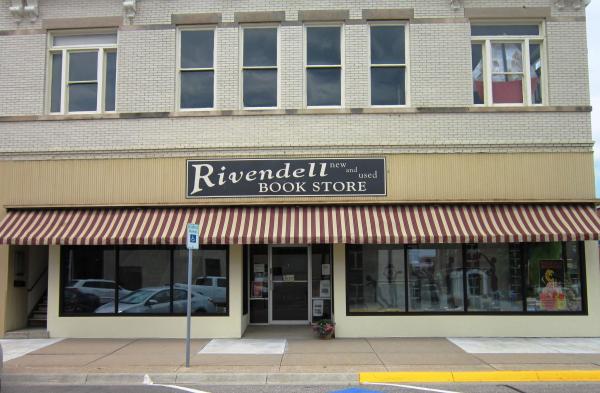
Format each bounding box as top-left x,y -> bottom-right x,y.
304,23 -> 345,109
59,245 -> 230,317
48,30 -> 118,115
176,25 -> 217,112
368,21 -> 410,108
345,242 -> 587,316
240,24 -> 280,110
470,21 -> 547,107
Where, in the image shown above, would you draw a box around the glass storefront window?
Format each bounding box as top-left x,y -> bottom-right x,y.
60,245 -> 229,316
407,245 -> 463,312
465,244 -> 522,312
62,247 -> 116,314
115,248 -> 171,314
526,242 -> 582,312
347,245 -> 406,313
173,247 -> 228,315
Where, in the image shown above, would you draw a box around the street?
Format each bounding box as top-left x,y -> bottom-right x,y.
5,384 -> 600,393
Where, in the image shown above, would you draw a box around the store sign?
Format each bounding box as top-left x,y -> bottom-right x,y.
186,158 -> 386,198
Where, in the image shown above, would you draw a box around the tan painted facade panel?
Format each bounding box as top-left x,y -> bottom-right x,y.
0,153 -> 595,209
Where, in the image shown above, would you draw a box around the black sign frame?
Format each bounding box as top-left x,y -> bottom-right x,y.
186,158 -> 387,199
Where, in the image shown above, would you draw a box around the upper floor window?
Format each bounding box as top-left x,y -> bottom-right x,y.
471,24 -> 544,106
49,33 -> 117,114
306,26 -> 342,107
178,28 -> 215,110
370,24 -> 407,106
242,27 -> 278,109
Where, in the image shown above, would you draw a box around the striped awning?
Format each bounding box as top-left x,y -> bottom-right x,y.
0,205 -> 598,246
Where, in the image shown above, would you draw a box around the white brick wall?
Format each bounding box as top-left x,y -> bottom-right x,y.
410,22 -> 473,107
0,34 -> 46,116
116,29 -> 176,113
0,0 -> 593,159
0,112 -> 591,158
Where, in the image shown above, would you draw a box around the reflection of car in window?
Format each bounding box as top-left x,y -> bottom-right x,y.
94,286 -> 216,314
67,279 -> 131,305
63,287 -> 101,313
175,276 -> 227,306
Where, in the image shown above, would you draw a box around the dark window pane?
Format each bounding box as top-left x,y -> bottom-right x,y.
307,27 -> 341,65
250,245 -> 269,300
530,43 -> 542,104
526,242 -> 582,312
105,52 -> 117,111
50,53 -> 62,113
69,51 -> 98,82
465,244 -> 523,312
68,83 -> 98,112
244,28 -> 277,67
62,247 -> 116,314
307,68 -> 341,106
407,245 -> 464,312
346,245 -> 406,313
174,247 -> 228,314
472,44 -> 484,104
243,69 -> 277,107
181,71 -> 214,109
471,25 -> 539,36
371,67 -> 405,105
371,26 -> 405,64
181,30 -> 214,69
116,249 -> 171,314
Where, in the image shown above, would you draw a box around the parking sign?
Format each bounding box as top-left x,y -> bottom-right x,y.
186,224 -> 199,250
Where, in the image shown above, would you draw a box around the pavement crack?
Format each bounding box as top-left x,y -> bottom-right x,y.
365,338 -> 386,369
500,384 -> 528,393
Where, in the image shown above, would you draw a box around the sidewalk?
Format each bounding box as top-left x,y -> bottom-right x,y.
4,336 -> 600,384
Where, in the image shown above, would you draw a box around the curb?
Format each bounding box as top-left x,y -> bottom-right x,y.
2,372 -> 359,386
360,370 -> 600,383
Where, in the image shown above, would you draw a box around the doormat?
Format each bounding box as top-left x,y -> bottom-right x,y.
199,339 -> 286,354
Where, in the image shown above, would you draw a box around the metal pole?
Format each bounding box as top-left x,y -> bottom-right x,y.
185,248 -> 192,368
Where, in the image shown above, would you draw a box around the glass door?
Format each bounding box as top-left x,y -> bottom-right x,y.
269,246 -> 310,324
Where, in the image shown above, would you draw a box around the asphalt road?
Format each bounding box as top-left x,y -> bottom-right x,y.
4,384 -> 600,393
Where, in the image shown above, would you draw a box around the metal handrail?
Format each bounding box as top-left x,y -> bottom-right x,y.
27,267 -> 48,293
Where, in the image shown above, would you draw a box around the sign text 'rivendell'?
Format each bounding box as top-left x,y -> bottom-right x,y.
186,158 -> 386,198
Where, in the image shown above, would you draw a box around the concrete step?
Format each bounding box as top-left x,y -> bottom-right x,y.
4,328 -> 49,339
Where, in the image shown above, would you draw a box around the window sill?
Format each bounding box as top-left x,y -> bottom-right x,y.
0,105 -> 590,122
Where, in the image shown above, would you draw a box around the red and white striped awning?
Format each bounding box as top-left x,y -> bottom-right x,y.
0,205 -> 598,246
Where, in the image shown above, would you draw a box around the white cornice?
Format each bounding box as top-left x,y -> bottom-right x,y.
123,0 -> 137,23
555,0 -> 592,9
450,0 -> 463,11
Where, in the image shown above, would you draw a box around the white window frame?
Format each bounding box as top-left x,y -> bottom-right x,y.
471,21 -> 546,107
176,26 -> 217,112
368,21 -> 410,108
304,23 -> 345,109
240,24 -> 280,110
48,30 -> 118,115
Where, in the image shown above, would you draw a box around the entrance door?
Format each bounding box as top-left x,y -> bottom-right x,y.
269,246 -> 310,324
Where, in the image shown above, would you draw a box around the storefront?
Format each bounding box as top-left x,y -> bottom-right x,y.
0,155 -> 599,339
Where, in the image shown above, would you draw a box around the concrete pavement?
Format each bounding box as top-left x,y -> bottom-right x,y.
5,334 -> 600,385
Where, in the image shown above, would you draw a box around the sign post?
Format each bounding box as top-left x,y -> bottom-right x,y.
185,223 -> 199,368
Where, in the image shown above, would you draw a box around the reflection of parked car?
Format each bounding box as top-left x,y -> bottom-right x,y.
67,279 -> 131,304
189,276 -> 227,305
94,286 -> 215,314
63,287 -> 101,313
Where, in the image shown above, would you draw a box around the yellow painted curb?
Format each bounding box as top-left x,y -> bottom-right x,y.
360,372 -> 453,383
360,370 -> 600,383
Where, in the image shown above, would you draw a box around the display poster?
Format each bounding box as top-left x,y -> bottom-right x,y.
313,299 -> 324,317
539,259 -> 566,311
254,264 -> 265,273
320,280 -> 331,298
321,264 -> 331,276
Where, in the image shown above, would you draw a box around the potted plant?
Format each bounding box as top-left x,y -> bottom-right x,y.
312,319 -> 335,339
